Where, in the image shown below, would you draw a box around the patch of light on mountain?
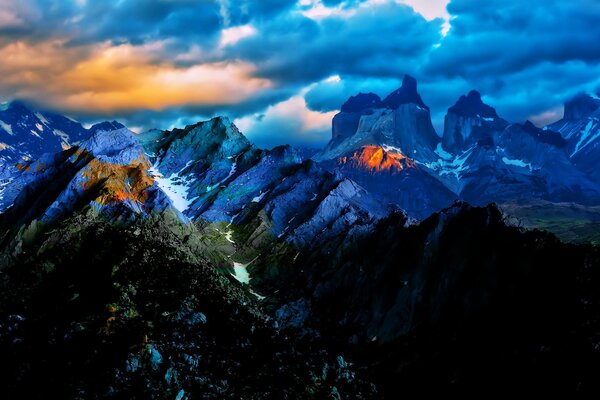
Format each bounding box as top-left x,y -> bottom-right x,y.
0,120 -> 13,135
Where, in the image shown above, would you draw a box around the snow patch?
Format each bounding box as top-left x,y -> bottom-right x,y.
382,144 -> 403,154
53,129 -> 70,143
149,164 -> 194,212
224,229 -> 235,244
502,156 -> 531,170
34,112 -> 49,125
249,289 -> 266,300
251,190 -> 268,203
435,142 -> 453,160
232,262 -> 250,284
423,145 -> 475,179
571,119 -> 599,156
477,114 -> 495,122
0,120 -> 13,135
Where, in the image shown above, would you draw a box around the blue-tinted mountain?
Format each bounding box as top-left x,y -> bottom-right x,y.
442,90 -> 508,153
313,76 -> 450,217
549,93 -> 600,183
0,101 -> 124,163
140,117 -> 390,247
380,75 -> 429,111
0,101 -> 128,208
2,92 -> 600,398
317,84 -> 600,217
0,125 -> 175,226
316,75 -> 440,164
320,144 -> 455,218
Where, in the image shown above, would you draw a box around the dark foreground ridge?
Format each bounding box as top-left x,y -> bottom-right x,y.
1,202 -> 599,397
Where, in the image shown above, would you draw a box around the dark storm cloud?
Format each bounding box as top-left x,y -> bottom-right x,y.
429,0 -> 600,77
225,2 -> 442,84
420,0 -> 600,126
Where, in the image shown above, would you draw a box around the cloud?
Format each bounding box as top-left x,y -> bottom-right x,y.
219,24 -> 257,47
226,1 -> 442,84
0,40 -> 272,116
235,89 -> 337,148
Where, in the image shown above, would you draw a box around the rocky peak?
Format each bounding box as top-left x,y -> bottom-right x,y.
187,116 -> 251,148
563,93 -> 600,120
89,120 -> 126,134
448,90 -> 498,119
441,90 -> 505,153
80,127 -> 144,166
381,75 -> 429,111
340,92 -> 382,113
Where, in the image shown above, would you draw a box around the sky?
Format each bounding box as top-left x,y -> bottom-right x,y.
1,0 -> 600,148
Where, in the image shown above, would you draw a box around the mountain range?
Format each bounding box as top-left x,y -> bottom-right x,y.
1,76 -> 600,397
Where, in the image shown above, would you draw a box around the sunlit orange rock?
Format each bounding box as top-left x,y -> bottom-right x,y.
338,145 -> 415,173
80,155 -> 154,206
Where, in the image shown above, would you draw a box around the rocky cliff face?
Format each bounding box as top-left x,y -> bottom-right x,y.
316,83 -> 600,219
316,75 -> 440,164
442,90 -> 508,153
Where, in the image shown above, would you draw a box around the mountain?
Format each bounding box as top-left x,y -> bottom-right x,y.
314,81 -> 600,220
249,202 -> 600,395
549,93 -> 600,183
313,76 -> 453,218
315,75 -> 440,164
323,144 -> 455,218
1,101 -> 600,397
140,117 -> 390,247
441,90 -> 508,153
0,100 -> 126,210
0,125 -> 175,226
423,92 -> 600,206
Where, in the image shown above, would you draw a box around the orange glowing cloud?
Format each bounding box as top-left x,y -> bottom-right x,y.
0,39 -> 272,115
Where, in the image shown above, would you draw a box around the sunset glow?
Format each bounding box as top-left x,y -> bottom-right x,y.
339,145 -> 416,172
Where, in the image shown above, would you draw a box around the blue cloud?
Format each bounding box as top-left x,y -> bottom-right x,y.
226,2 -> 442,83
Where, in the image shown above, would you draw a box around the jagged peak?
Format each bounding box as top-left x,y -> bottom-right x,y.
563,92 -> 600,120
186,116 -> 247,141
80,127 -> 141,160
90,120 -> 125,133
448,90 -> 499,119
381,74 -> 429,111
340,92 -> 382,113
